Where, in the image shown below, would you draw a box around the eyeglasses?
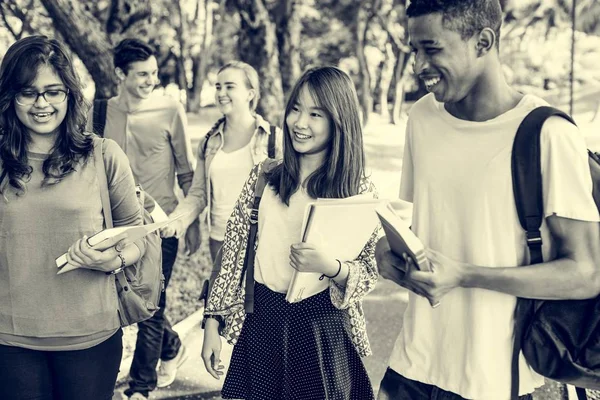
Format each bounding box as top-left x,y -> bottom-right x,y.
15,89 -> 69,106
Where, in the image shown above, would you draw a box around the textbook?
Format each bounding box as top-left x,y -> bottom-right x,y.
285,194 -> 381,303
55,213 -> 185,273
375,202 -> 429,272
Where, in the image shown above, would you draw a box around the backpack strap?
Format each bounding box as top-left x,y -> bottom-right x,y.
268,125 -> 276,159
576,387 -> 588,400
509,105 -> 576,400
241,159 -> 279,314
92,99 -> 108,137
93,137 -> 113,228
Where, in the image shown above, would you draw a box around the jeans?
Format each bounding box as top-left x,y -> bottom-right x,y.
126,237 -> 182,397
0,329 -> 122,400
377,368 -> 533,400
208,237 -> 223,263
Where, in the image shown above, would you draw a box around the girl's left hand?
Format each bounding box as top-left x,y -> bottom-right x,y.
290,242 -> 338,276
66,235 -> 123,273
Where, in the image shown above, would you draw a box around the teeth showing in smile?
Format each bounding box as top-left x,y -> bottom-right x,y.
424,77 -> 441,90
295,132 -> 311,140
32,112 -> 53,122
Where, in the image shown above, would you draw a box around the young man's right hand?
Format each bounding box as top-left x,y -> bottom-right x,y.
375,237 -> 440,308
201,318 -> 224,380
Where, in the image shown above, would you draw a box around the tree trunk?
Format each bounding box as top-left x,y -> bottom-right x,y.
40,0 -> 151,99
40,0 -> 116,98
274,0 -> 302,97
390,47 -> 410,125
234,0 -> 284,126
188,0 -> 214,113
377,42 -> 395,118
355,3 -> 373,126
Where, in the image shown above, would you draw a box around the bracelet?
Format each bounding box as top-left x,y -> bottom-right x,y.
319,259 -> 342,280
106,253 -> 126,275
117,253 -> 126,268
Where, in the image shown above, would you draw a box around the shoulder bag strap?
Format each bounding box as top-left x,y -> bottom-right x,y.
509,105 -> 576,400
92,99 -> 108,137
576,387 -> 588,400
93,138 -> 113,228
268,125 -> 276,159
242,160 -> 278,313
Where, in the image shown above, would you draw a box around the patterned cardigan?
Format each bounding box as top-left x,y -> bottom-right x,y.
203,161 -> 381,357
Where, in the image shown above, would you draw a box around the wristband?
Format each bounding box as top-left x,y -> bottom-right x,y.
107,253 -> 127,275
319,259 -> 342,280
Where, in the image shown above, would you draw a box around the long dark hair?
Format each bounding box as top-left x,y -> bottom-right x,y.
0,35 -> 93,194
268,66 -> 366,205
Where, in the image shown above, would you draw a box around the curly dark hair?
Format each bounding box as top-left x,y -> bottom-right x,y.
0,35 -> 93,194
407,0 -> 503,50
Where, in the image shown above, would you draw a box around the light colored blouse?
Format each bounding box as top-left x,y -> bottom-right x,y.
209,143 -> 254,241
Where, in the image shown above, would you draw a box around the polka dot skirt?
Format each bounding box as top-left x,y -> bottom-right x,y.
221,283 -> 374,400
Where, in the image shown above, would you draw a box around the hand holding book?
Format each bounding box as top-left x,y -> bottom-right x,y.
375,202 -> 440,308
289,242 -> 343,281
58,234 -> 130,274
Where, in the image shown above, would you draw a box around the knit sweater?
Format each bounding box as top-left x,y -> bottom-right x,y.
0,137 -> 143,350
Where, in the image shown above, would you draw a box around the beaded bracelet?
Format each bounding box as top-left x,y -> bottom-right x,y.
319,259 -> 342,281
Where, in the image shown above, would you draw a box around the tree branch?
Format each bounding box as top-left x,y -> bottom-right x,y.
0,4 -> 22,40
239,9 -> 260,29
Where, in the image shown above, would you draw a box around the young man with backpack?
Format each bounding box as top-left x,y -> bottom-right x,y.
87,39 -> 196,400
375,1 -> 600,400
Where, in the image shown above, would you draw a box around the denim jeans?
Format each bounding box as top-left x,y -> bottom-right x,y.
126,237 -> 182,397
377,368 -> 533,400
208,237 -> 223,263
0,329 -> 122,400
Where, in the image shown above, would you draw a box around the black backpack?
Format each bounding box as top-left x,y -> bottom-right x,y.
92,98 -> 109,137
511,106 -> 600,400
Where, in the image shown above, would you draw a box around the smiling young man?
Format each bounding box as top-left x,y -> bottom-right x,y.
375,1 -> 600,400
87,39 -> 196,400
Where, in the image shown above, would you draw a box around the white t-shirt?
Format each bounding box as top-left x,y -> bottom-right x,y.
209,144 -> 254,241
255,185 -> 313,293
388,94 -> 600,400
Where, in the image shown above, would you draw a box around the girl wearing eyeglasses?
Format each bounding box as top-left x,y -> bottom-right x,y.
0,36 -> 146,400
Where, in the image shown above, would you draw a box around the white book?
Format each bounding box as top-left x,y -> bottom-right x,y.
285,194 -> 381,303
55,213 -> 185,273
375,202 -> 429,272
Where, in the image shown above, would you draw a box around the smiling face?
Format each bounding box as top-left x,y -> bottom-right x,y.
286,85 -> 332,159
214,67 -> 255,116
409,13 -> 481,104
14,64 -> 68,139
118,56 -> 158,100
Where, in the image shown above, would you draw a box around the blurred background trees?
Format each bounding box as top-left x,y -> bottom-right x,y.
0,0 -> 599,125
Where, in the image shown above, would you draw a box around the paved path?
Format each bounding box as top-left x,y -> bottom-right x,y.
113,280 -> 409,400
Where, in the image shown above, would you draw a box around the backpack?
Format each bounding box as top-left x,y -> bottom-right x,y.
510,106 -> 600,400
93,116 -> 164,326
198,158 -> 279,313
201,116 -> 277,159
